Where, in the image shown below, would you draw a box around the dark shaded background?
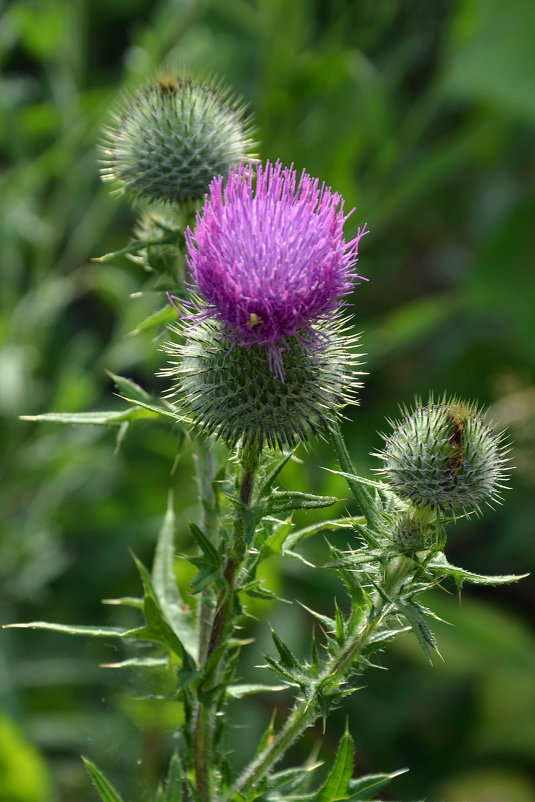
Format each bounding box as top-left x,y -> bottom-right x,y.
1,1 -> 534,800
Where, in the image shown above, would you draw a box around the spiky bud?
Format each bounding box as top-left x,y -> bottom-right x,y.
100,73 -> 256,204
161,318 -> 362,450
129,210 -> 184,277
376,398 -> 509,514
390,507 -> 441,553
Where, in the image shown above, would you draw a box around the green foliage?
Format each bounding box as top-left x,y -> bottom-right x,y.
2,1 -> 534,801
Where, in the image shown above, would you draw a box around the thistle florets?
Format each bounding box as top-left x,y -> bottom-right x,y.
182,160 -> 368,380
100,72 -> 256,204
376,398 -> 510,515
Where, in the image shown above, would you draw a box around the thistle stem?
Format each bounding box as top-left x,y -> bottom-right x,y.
225,556 -> 413,801
193,441 -> 260,801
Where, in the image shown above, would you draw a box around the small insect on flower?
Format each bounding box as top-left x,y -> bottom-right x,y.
247,313 -> 263,330
445,402 -> 469,482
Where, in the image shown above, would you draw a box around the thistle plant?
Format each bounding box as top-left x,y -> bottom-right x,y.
11,71 -> 523,802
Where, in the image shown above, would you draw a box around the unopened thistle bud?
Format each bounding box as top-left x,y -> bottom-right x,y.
129,210 -> 184,277
162,318 -> 362,450
376,398 -> 509,514
390,507 -> 441,553
100,72 -> 256,204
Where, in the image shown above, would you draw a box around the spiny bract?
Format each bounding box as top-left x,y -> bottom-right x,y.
161,318 -> 362,450
376,398 -> 510,514
100,73 -> 256,204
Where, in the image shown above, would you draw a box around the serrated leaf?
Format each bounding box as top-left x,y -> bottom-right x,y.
334,602 -> 345,646
271,629 -> 302,672
188,523 -> 220,567
162,753 -> 183,802
362,627 -> 411,655
269,491 -> 339,515
153,504 -> 197,658
257,450 -> 296,498
82,757 -> 125,802
400,603 -> 437,663
428,552 -> 527,588
315,728 -> 355,802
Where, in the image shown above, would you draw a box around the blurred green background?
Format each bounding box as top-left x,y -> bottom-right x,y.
1,1 -> 534,800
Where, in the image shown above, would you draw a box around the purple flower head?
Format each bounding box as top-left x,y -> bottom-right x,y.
184,160 -> 368,378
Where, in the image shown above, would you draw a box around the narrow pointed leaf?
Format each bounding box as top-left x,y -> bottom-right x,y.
5,622 -> 127,638
271,629 -> 302,672
188,523 -> 220,567
153,504 -> 197,657
106,372 -> 153,403
19,408 -> 149,426
226,683 -> 287,698
346,768 -> 408,799
283,518 -> 362,552
428,553 -> 527,586
129,304 -> 176,336
269,491 -> 339,515
315,729 -> 355,801
257,450 -> 296,497
82,757 -> 125,802
162,753 -> 183,802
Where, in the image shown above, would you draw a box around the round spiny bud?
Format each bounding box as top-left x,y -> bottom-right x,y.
101,73 -> 256,204
376,398 -> 510,514
129,210 -> 184,277
161,319 -> 362,450
390,507 -> 439,554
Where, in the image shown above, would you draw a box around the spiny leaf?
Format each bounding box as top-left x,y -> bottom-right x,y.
82,757 -> 126,802
268,491 -> 339,516
283,517 -> 362,553
346,768 -> 408,800
161,752 -> 183,802
315,727 -> 355,802
428,552 -> 527,589
399,602 -> 437,663
188,523 -> 220,567
270,629 -> 302,672
107,372 -> 153,404
226,683 -> 287,698
257,450 -> 296,498
153,502 -> 197,657
5,622 -> 127,638
19,408 -> 150,426
128,303 -> 176,336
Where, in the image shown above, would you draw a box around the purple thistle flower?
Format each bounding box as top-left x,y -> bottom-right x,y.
183,160 -> 368,378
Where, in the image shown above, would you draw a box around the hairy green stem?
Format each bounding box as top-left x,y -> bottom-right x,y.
225,555 -> 413,801
193,441 -> 260,801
